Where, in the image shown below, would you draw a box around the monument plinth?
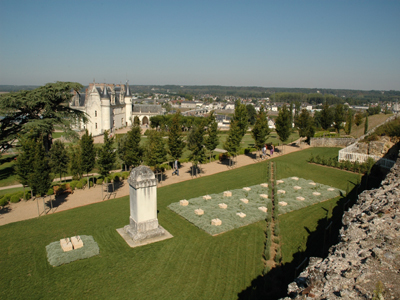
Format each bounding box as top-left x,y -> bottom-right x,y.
118,166 -> 172,247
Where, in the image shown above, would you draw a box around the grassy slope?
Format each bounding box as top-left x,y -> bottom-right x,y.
0,148 -> 359,299
349,113 -> 392,139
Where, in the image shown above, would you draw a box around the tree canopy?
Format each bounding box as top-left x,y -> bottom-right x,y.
251,106 -> 270,150
0,82 -> 87,152
168,112 -> 186,160
275,105 -> 291,143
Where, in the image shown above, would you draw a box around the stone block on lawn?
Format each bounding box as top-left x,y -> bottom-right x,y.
258,206 -> 268,213
203,195 -> 211,200
276,180 -> 284,184
277,189 -> 286,194
243,187 -> 251,192
278,201 -> 288,206
240,198 -> 249,204
309,182 -> 316,186
195,209 -> 204,215
223,191 -> 232,197
260,194 -> 268,199
236,212 -> 246,218
60,238 -> 73,252
293,186 -> 301,190
296,196 -> 305,201
211,218 -> 222,226
71,236 -> 83,249
291,177 -> 299,180
180,200 -> 189,206
260,183 -> 268,188
327,188 -> 335,191
313,192 -> 321,196
218,203 -> 227,209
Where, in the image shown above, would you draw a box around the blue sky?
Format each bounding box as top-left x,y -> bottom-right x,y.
1,0 -> 399,90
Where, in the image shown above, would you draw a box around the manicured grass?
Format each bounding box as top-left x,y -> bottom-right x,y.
0,147 -> 359,299
0,155 -> 19,187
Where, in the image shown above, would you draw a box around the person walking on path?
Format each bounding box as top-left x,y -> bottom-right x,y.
261,144 -> 267,160
270,144 -> 274,156
173,159 -> 179,176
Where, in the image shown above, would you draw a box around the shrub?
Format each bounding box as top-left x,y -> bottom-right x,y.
80,178 -> 87,185
10,194 -> 21,203
47,188 -> 54,196
121,171 -> 130,179
96,178 -> 103,185
274,249 -> 282,264
76,182 -> 84,189
0,196 -> 9,206
308,154 -> 314,163
70,180 -> 78,191
89,181 -> 94,187
23,191 -> 31,200
344,160 -> 352,171
2,193 -> 12,203
314,155 -> 321,164
160,163 -> 171,171
274,226 -> 280,237
263,265 -> 271,275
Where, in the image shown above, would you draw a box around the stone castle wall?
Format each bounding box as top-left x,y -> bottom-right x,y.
310,137 -> 355,148
281,152 -> 400,299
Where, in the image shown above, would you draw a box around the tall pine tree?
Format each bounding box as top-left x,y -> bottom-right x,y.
69,145 -> 82,180
168,111 -> 185,161
15,136 -> 36,197
345,109 -> 353,135
30,140 -> 52,197
118,124 -> 143,170
49,140 -> 69,183
97,131 -> 116,177
145,130 -> 167,170
275,105 -> 292,144
80,129 -> 96,183
204,111 -> 219,163
251,106 -> 270,153
187,122 -> 206,173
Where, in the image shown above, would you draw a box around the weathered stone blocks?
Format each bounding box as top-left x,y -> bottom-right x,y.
277,189 -> 286,194
291,177 -> 299,180
327,188 -> 335,191
180,199 -> 189,206
243,187 -> 251,192
203,195 -> 211,200
293,186 -> 301,190
258,206 -> 268,213
236,212 -> 246,218
211,218 -> 222,226
260,194 -> 268,199
313,192 -> 321,196
223,191 -> 232,197
260,183 -> 269,188
60,238 -> 73,252
71,236 -> 83,249
278,201 -> 288,206
309,182 -> 316,186
195,208 -> 204,215
240,198 -> 249,204
218,203 -> 227,209
296,196 -> 305,201
277,180 -> 284,184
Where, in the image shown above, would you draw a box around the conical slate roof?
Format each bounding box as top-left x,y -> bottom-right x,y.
101,85 -> 110,99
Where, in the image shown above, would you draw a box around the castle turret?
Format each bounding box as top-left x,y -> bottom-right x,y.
101,85 -> 112,132
125,81 -> 133,126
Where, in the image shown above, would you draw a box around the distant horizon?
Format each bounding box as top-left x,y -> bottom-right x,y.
1,1 -> 399,91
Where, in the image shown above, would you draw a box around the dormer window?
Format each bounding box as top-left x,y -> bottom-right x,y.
95,110 -> 97,117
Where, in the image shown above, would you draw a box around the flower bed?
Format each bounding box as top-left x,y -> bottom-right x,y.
168,184 -> 271,235
275,177 -> 345,215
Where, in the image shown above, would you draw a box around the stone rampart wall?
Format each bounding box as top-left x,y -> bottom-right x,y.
310,137 -> 355,148
281,152 -> 400,299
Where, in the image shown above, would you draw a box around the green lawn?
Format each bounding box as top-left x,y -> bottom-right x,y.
0,155 -> 19,187
0,147 -> 359,299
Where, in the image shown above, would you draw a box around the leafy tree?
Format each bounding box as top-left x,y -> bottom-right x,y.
80,130 -> 96,179
364,114 -> 369,134
69,145 -> 82,180
97,131 -> 116,177
30,140 -> 52,197
251,106 -> 270,151
49,140 -> 69,183
354,113 -> 363,126
313,110 -> 322,129
246,104 -> 257,125
118,125 -> 143,170
232,100 -> 248,138
145,130 -> 167,169
275,105 -> 291,143
204,111 -> 219,162
345,109 -> 353,135
168,111 -> 185,160
320,103 -> 333,130
0,82 -> 87,152
333,104 -> 345,133
15,136 -> 36,196
295,109 -> 315,143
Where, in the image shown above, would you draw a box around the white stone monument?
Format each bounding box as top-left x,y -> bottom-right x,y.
118,166 -> 172,247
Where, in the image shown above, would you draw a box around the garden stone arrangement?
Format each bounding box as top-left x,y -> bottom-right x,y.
168,184 -> 272,235
280,154 -> 400,300
46,235 -> 99,267
275,177 -> 344,215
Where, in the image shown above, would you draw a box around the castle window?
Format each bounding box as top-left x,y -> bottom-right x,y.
121,118 -> 124,124
95,110 -> 97,117
95,123 -> 97,129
